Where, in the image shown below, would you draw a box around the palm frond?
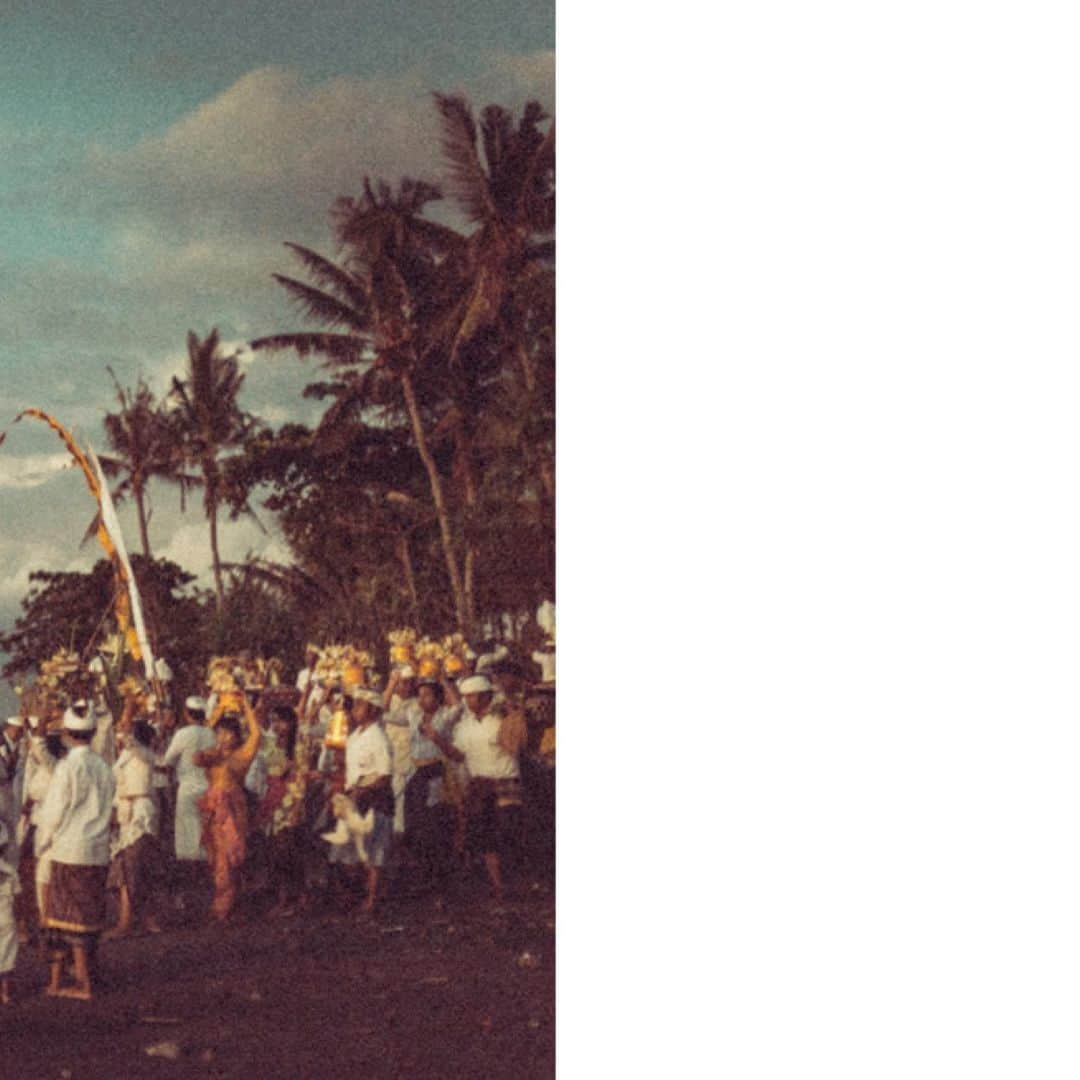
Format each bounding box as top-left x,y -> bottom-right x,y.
251,332 -> 368,367
433,93 -> 497,226
271,275 -> 372,335
283,243 -> 371,309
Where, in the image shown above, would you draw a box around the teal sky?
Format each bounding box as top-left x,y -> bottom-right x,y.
0,0 -> 554,704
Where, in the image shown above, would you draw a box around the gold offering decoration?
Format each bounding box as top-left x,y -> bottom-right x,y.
313,644 -> 375,689
324,705 -> 350,750
387,628 -> 418,667
415,638 -> 445,678
206,656 -> 238,688
39,647 -> 80,687
119,674 -> 150,707
441,633 -> 473,677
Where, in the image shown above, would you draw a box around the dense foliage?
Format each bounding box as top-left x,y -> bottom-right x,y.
4,93 -> 554,687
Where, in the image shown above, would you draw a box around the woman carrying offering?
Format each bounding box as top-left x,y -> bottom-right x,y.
194,697 -> 262,922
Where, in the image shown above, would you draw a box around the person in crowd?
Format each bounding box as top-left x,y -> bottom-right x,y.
295,645 -> 319,697
424,674 -> 526,904
0,820 -> 17,1004
107,718 -> 162,938
343,689 -> 393,915
257,706 -> 308,917
0,717 -> 25,845
194,698 -> 263,922
15,715 -> 51,941
37,707 -> 115,1001
402,677 -> 461,890
149,706 -> 177,874
312,687 -> 353,907
34,725 -> 66,939
241,695 -> 273,898
383,667 -> 420,838
160,697 -> 216,915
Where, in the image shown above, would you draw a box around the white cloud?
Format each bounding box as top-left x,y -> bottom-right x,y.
72,54 -> 554,252
156,515 -> 292,589
0,452 -> 75,491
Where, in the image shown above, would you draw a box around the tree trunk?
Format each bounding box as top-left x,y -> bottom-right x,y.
208,496 -> 224,609
134,478 -> 152,559
204,458 -> 225,609
464,543 -> 477,635
397,530 -> 421,627
399,370 -> 469,634
456,429 -> 480,636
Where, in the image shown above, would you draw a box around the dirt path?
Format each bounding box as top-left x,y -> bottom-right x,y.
0,883 -> 555,1079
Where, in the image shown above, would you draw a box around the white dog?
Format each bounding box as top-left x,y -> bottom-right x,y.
321,793 -> 375,865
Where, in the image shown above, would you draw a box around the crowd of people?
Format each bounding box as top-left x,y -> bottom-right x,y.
0,631 -> 556,1002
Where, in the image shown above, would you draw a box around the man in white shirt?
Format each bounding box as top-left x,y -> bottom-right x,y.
160,697 -> 215,915
427,675 -> 525,903
344,690 -> 394,914
37,707 -> 115,1000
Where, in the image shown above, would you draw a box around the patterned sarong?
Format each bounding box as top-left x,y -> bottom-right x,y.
44,862 -> 108,935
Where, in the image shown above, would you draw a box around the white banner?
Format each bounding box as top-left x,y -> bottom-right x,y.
88,444 -> 155,681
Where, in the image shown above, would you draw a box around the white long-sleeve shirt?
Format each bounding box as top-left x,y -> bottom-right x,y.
113,744 -> 158,853
36,745 -> 115,867
161,724 -> 215,792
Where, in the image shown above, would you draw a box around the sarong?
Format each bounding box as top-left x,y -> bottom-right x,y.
464,778 -> 524,857
44,862 -> 108,935
200,786 -> 248,920
107,834 -> 161,918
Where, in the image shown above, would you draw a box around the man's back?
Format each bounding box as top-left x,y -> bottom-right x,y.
163,724 -> 215,790
39,745 -> 115,866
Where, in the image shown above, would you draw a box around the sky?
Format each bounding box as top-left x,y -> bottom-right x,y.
0,0 -> 554,687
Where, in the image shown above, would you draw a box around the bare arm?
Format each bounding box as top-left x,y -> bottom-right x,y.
423,716 -> 465,764
233,699 -> 264,772
441,674 -> 461,707
382,670 -> 400,709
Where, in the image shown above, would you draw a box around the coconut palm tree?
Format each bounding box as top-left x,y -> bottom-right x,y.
167,329 -> 257,608
423,93 -> 554,367
97,371 -> 196,558
251,179 -> 476,632
253,94 -> 555,634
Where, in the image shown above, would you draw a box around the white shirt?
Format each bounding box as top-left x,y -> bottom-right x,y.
161,724 -> 215,792
345,724 -> 392,788
113,744 -> 158,849
452,710 -> 520,780
36,745 -> 116,866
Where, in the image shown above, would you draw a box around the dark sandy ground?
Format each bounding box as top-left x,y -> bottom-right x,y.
0,877 -> 555,1080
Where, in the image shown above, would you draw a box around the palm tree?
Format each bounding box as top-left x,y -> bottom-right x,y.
424,93 -> 554,368
98,370 -> 195,558
253,94 -> 555,635
167,329 -> 257,608
251,180 -> 476,632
